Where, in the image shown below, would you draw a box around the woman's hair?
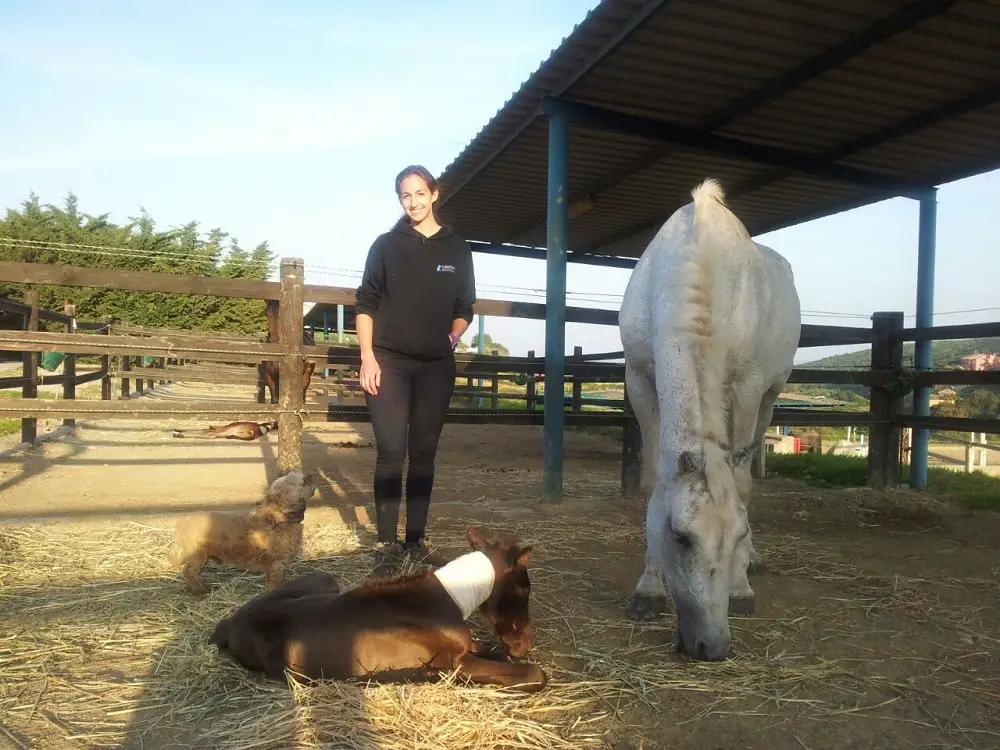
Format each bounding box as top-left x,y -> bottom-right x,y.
394,164 -> 440,197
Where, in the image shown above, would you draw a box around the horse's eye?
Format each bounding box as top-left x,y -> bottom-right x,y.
673,532 -> 693,550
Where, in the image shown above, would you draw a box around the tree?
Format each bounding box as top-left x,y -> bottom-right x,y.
0,192 -> 276,335
469,333 -> 509,357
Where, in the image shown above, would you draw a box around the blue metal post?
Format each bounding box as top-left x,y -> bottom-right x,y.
477,314 -> 486,408
543,112 -> 569,501
336,304 -> 344,343
909,190 -> 938,489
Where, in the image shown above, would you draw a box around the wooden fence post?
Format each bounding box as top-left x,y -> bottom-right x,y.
526,349 -> 536,410
621,382 -> 642,496
277,258 -> 305,474
121,352 -> 131,399
21,290 -> 39,445
101,318 -> 112,400
63,302 -> 76,428
571,345 -> 583,412
490,350 -> 500,409
867,311 -> 904,487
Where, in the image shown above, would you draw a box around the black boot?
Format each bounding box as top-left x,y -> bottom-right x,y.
373,476 -> 404,577
403,474 -> 450,567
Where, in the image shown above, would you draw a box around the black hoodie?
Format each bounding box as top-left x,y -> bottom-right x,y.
354,219 -> 477,362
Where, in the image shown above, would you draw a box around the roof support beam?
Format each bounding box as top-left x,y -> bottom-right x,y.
582,82 -> 1000,252
437,0 -> 675,211
498,0 -> 956,244
468,241 -> 637,268
541,96 -> 935,199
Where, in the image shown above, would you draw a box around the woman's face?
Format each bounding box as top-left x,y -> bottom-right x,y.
398,174 -> 439,224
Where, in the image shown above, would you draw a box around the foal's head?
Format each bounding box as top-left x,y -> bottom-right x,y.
466,525 -> 536,658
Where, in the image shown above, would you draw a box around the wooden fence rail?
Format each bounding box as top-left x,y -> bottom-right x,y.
2,257 -> 999,491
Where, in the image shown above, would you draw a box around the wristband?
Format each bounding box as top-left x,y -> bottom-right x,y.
448,333 -> 459,349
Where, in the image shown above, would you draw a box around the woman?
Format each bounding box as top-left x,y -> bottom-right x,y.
354,164 -> 477,576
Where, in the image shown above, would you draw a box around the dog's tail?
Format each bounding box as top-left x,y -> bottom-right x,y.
208,617 -> 231,650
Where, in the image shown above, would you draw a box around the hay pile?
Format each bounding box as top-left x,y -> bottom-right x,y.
3,483 -> 999,749
0,519 -> 621,749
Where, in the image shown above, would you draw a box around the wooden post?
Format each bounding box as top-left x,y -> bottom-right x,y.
752,433 -> 766,479
136,357 -> 144,395
621,382 -> 642,496
101,318 -> 112,401
571,345 -> 583,412
277,257 -> 305,474
62,302 -> 77,427
526,349 -> 536,410
21,290 -> 39,445
121,354 -> 132,398
867,311 -> 904,487
490,350 -> 500,409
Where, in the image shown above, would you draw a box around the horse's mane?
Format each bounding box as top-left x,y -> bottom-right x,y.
358,570 -> 435,592
676,179 -> 753,502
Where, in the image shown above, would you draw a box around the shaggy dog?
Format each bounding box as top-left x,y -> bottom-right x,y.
168,471 -> 316,596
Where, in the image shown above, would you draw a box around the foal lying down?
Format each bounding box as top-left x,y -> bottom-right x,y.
209,526 -> 547,692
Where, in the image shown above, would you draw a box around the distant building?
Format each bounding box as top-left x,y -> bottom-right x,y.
960,353 -> 1000,371
929,387 -> 958,407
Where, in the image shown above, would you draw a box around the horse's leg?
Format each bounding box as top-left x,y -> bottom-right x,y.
623,363 -> 670,620
626,495 -> 671,620
456,653 -> 547,692
727,382 -> 782,616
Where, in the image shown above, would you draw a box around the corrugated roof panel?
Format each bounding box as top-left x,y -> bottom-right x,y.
432,0 -> 1000,258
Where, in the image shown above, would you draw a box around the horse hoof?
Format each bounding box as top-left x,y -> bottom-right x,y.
624,593 -> 669,621
728,595 -> 754,617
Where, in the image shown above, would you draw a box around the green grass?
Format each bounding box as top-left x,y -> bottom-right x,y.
0,418 -> 19,438
767,452 -> 1000,510
0,390 -> 57,438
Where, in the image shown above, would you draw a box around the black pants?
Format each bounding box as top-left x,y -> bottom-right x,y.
364,351 -> 456,545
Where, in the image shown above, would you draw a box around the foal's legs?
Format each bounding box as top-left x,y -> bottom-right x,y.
456,653 -> 548,692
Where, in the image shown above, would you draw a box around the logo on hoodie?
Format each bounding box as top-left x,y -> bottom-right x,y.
436,264 -> 456,273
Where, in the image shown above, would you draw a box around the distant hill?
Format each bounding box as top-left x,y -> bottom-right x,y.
801,337 -> 1000,371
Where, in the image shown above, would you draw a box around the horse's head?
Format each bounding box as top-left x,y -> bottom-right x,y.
657,442 -> 754,661
465,525 -> 536,659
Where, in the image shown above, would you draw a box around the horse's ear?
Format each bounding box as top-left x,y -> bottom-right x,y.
466,525 -> 485,550
677,450 -> 702,475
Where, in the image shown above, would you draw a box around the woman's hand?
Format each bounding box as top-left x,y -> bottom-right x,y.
359,352 -> 381,396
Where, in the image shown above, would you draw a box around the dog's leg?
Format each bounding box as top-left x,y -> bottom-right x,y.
182,553 -> 210,596
264,564 -> 287,590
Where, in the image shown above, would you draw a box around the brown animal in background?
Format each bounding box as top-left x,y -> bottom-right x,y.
208,525 -> 547,692
171,421 -> 278,441
258,300 -> 316,404
169,471 -> 316,596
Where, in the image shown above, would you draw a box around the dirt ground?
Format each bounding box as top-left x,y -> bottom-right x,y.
1,381 -> 999,749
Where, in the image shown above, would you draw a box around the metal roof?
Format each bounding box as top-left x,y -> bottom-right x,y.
433,0 -> 1000,261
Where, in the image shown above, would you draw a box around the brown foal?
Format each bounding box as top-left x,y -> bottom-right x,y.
208,525 -> 547,692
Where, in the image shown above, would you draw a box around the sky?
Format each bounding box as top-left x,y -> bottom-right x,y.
1,0 -> 998,365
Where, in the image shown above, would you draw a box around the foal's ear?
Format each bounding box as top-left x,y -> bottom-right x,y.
466,525 -> 485,550
514,545 -> 533,567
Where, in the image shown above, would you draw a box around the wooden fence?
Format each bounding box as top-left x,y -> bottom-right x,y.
1,258 -> 999,491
